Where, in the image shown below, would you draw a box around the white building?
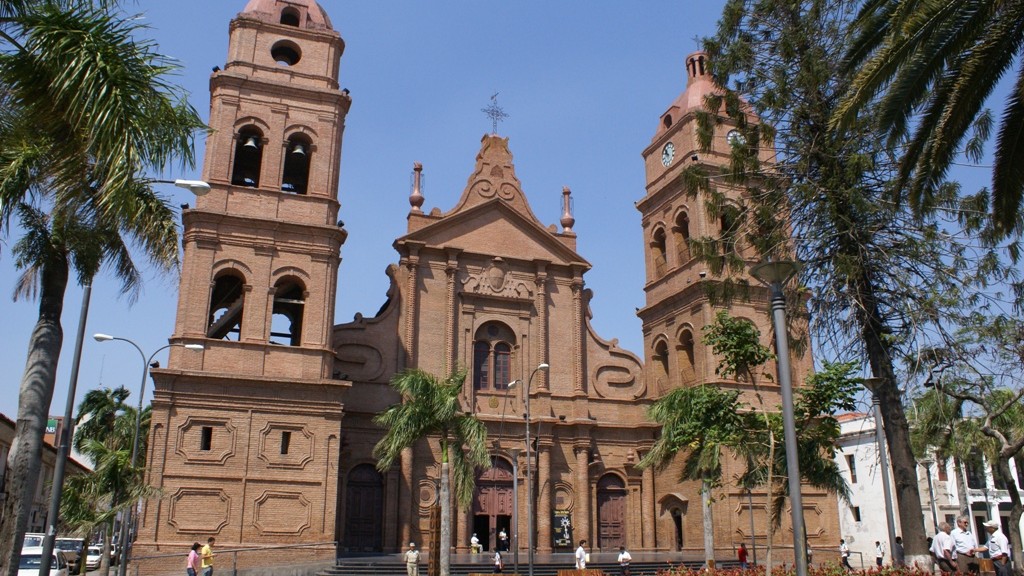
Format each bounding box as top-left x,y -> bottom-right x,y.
833,412 -> 1022,566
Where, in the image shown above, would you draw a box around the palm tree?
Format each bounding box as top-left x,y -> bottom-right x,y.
74,386 -> 131,451
373,368 -> 490,576
639,384 -> 747,567
834,0 -> 1024,237
0,2 -> 203,573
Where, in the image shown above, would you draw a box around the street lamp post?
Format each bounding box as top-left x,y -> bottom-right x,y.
94,334 -> 203,576
746,487 -> 758,566
749,259 -> 806,576
498,380 -> 520,574
523,362 -> 549,576
864,378 -> 898,561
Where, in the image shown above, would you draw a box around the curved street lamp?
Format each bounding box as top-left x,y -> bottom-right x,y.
92,334 -> 203,576
749,259 -> 805,576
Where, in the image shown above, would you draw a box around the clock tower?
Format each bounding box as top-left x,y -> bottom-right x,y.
140,0 -> 351,559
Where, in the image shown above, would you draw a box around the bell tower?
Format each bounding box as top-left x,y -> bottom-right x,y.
636,51 -> 761,397
141,0 -> 350,558
168,0 -> 350,377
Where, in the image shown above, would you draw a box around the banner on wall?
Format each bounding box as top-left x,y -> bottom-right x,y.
553,510 -> 573,549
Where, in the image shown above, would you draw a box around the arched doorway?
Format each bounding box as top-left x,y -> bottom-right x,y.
597,474 -> 626,550
344,464 -> 383,551
473,459 -> 514,552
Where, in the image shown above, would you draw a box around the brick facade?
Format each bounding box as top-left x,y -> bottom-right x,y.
139,0 -> 839,565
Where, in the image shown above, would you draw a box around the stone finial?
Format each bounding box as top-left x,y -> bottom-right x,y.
409,162 -> 424,213
560,186 -> 575,232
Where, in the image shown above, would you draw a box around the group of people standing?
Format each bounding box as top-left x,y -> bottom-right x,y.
185,537 -> 214,576
932,516 -> 1012,576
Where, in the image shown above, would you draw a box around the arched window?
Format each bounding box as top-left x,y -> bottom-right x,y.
281,135 -> 312,194
673,212 -> 691,262
678,330 -> 696,385
653,340 -> 670,392
652,228 -> 668,276
270,278 -> 305,346
473,322 -> 515,390
208,272 -> 245,340
232,128 -> 263,187
280,7 -> 300,26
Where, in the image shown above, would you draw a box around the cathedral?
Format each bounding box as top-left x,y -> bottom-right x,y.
138,0 -> 839,567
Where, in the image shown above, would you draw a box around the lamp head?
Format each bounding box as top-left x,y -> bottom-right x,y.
93,333 -> 113,342
184,344 -> 205,351
537,363 -> 550,371
173,179 -> 211,197
749,259 -> 799,286
506,380 -> 519,389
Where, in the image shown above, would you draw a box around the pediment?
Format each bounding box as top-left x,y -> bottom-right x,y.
397,199 -> 589,267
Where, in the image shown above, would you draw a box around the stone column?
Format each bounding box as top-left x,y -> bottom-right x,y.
400,243 -> 423,369
399,446 -> 414,547
537,442 -> 553,552
642,464 -> 656,550
570,267 -> 585,393
444,249 -> 461,375
533,261 -> 550,391
574,444 -> 590,544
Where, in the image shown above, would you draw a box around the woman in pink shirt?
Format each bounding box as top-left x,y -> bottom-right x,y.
187,542 -> 202,576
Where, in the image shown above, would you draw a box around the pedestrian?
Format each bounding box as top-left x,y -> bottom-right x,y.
983,519 -> 1010,576
471,533 -> 481,554
575,539 -> 588,570
186,542 -> 201,576
737,543 -> 748,570
200,537 -> 215,576
618,545 -> 632,576
840,539 -> 853,571
493,550 -> 503,574
498,528 -> 509,552
952,516 -> 983,574
931,522 -> 956,574
875,540 -> 884,567
404,542 -> 420,576
893,536 -> 905,568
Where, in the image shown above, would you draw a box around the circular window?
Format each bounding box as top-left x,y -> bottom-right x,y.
271,40 -> 301,66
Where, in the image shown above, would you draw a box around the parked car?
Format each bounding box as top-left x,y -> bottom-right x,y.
85,546 -> 103,571
53,538 -> 85,574
22,533 -> 45,548
17,547 -> 69,576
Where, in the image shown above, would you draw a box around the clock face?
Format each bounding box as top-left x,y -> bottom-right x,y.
727,129 -> 745,146
661,142 -> 675,167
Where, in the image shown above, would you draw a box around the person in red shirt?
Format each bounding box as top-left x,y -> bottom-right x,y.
738,543 -> 749,569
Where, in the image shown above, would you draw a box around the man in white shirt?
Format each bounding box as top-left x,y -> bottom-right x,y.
983,519 -> 1011,576
617,546 -> 632,576
952,515 -> 985,574
931,522 -> 956,574
575,540 -> 588,570
404,543 -> 420,576
840,539 -> 852,571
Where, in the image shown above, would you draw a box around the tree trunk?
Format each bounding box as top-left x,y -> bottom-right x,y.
702,479 -> 715,568
100,522 -> 113,576
0,258 -> 69,576
856,273 -> 929,561
994,458 -> 1023,576
955,456 -> 970,518
440,455 -> 451,576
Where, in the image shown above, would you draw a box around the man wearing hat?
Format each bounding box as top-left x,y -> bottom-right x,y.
404,542 -> 421,576
983,519 -> 1010,576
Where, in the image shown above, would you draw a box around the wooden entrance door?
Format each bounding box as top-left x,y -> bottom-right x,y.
473,460 -> 514,550
344,464 -> 383,551
597,474 -> 626,550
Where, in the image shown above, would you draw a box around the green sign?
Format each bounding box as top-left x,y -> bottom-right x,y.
45,419 -> 58,435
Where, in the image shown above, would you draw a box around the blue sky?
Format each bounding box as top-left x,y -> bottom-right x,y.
0,1 -> 730,420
